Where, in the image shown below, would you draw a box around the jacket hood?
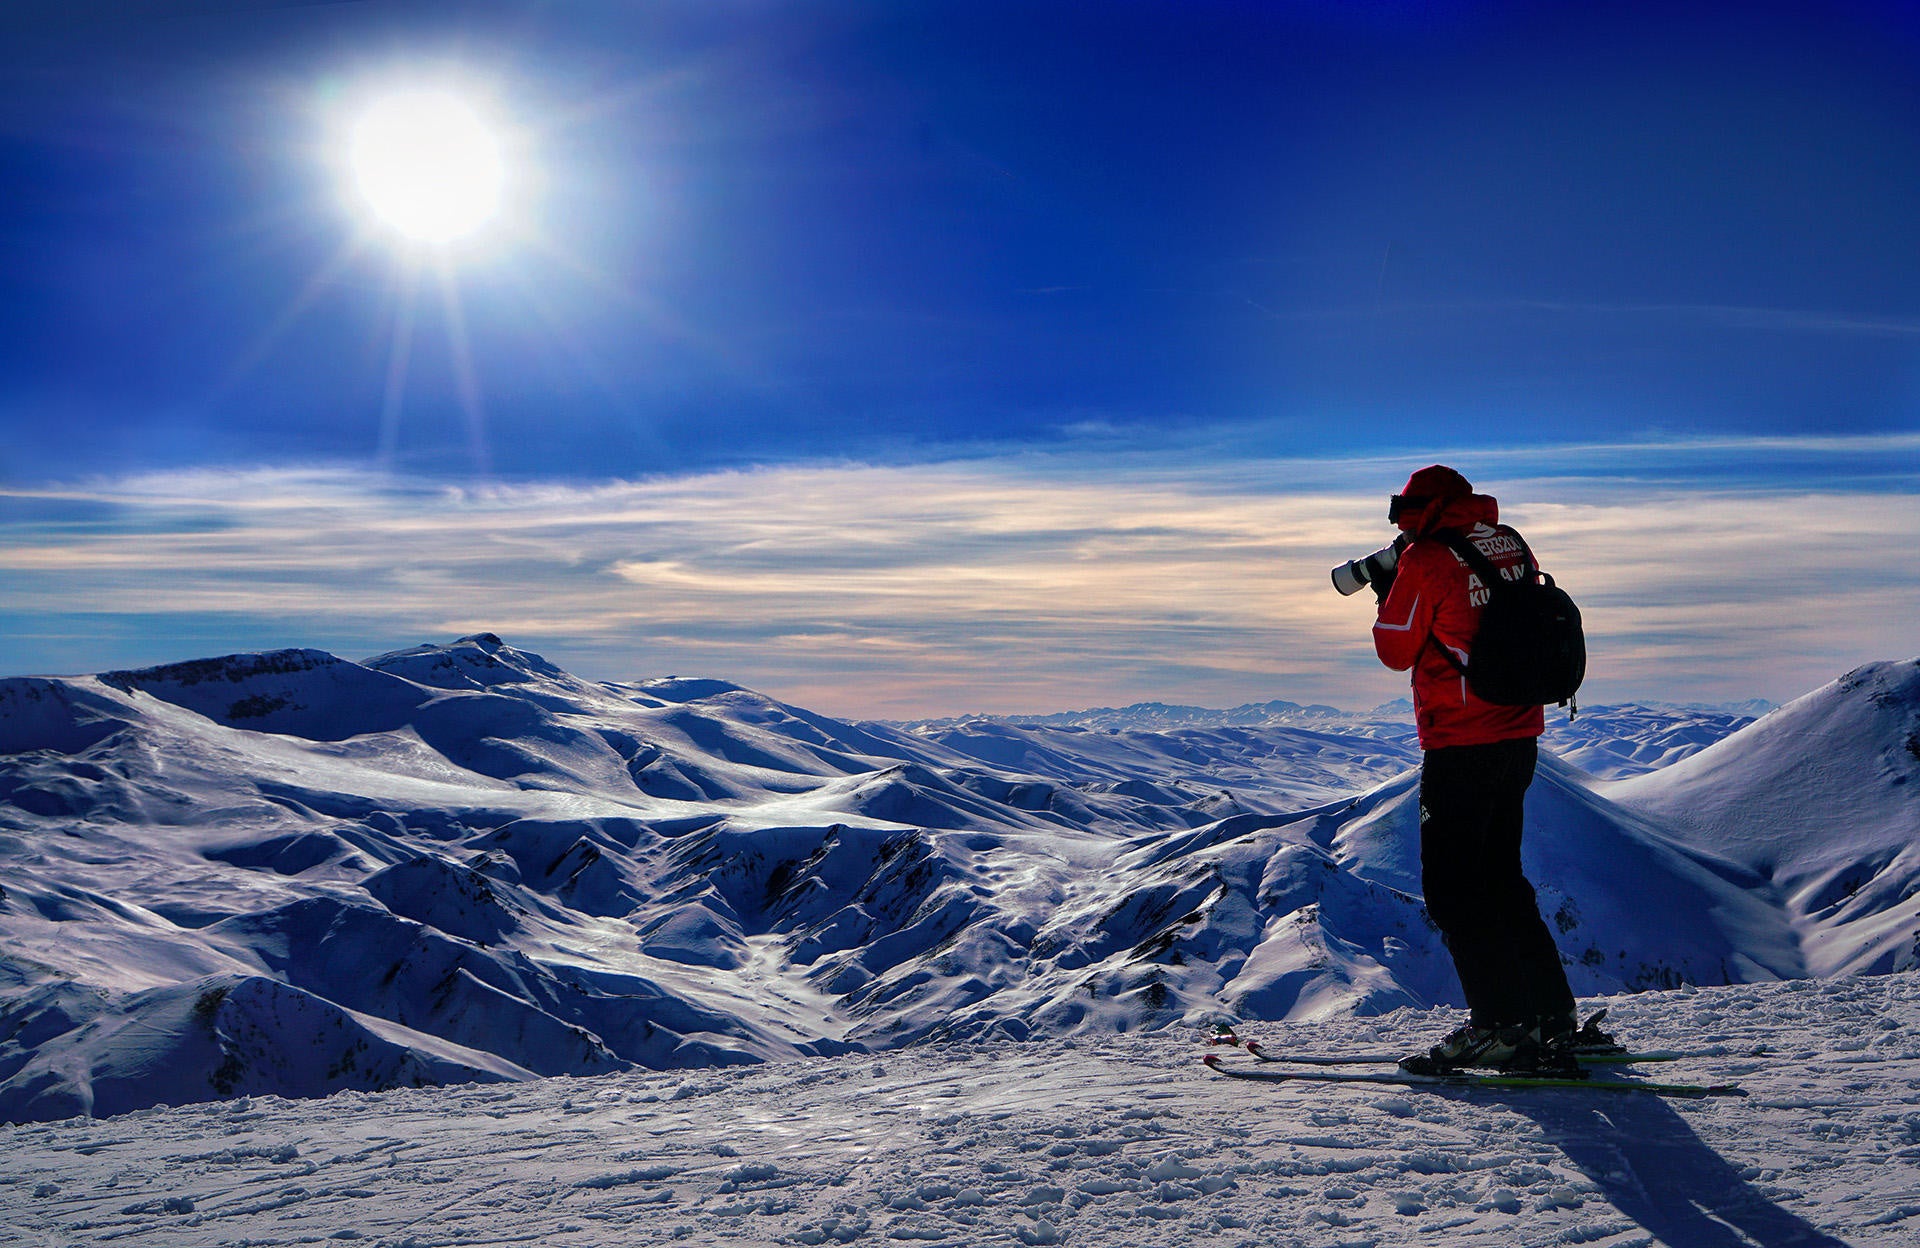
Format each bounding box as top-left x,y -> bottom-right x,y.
1393,464 -> 1498,534
1399,464 -> 1473,500
1429,491 -> 1499,532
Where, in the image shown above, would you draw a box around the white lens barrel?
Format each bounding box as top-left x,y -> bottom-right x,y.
1330,542 -> 1401,597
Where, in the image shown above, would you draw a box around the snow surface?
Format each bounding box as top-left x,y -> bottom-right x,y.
4,972 -> 1915,1246
0,636 -> 1911,1142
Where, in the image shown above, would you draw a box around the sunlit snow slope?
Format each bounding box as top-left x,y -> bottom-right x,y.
0,636 -> 1908,1123
1611,659 -> 1920,977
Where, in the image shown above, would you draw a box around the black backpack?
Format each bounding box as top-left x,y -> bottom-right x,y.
1429,526 -> 1586,710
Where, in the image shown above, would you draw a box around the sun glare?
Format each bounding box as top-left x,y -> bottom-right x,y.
348,89 -> 505,245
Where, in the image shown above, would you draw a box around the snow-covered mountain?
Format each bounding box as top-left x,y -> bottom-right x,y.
0,635 -> 1907,1124
1610,658 -> 1920,976
1540,704 -> 1766,780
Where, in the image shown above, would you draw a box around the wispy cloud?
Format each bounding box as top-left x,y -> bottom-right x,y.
0,439 -> 1914,717
1493,300 -> 1920,339
1284,297 -> 1920,340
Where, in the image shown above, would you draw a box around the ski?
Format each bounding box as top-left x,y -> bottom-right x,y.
1201,1053 -> 1746,1099
1217,1038 -> 1688,1067
1210,1010 -> 1689,1067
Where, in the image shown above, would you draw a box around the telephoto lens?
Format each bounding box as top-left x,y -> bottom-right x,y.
1330,541 -> 1403,596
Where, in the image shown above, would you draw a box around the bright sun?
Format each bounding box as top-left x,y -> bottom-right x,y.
348,89 -> 505,245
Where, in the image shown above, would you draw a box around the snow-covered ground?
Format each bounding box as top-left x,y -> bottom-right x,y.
5,972 -> 1912,1247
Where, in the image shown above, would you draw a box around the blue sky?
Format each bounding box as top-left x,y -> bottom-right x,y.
1,1 -> 1916,716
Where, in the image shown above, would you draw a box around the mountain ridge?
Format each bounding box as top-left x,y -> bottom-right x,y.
0,634 -> 1904,1123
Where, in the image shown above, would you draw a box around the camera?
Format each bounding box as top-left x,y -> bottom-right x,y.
1331,539 -> 1405,597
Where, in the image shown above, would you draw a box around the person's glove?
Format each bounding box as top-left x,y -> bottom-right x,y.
1371,534 -> 1410,604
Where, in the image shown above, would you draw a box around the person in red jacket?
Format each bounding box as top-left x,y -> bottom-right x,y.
1368,465 -> 1593,1075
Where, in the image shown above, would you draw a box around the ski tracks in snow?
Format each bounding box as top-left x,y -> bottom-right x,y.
6,974 -> 1920,1247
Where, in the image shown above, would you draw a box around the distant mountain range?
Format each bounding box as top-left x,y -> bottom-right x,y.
896,695 -> 1772,730
0,634 -> 1908,1124
899,699 -> 1376,730
896,697 -> 1773,781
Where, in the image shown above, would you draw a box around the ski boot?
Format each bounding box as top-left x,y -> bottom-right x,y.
1399,1019 -> 1584,1078
1399,1022 -> 1518,1075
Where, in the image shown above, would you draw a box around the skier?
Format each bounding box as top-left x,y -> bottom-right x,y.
1367,465 -> 1607,1075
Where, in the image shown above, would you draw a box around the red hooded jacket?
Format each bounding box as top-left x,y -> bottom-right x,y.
1372,468 -> 1546,750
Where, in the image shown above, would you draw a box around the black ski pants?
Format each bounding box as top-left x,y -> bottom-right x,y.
1419,736 -> 1575,1028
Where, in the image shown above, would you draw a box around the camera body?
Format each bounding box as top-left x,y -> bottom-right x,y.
1331,539 -> 1404,597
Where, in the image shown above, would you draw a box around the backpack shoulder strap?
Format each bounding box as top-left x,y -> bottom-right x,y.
1429,632 -> 1470,676
1423,526 -> 1535,678
1419,530 -> 1480,678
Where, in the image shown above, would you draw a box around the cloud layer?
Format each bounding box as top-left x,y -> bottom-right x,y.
1,441 -> 1914,717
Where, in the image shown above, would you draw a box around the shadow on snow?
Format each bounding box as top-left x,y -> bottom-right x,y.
1513,1092 -> 1853,1248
